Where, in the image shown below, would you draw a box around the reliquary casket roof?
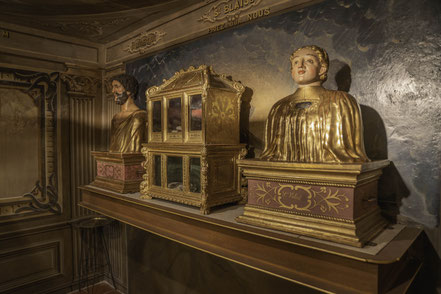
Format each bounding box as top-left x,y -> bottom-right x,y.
146,65 -> 245,98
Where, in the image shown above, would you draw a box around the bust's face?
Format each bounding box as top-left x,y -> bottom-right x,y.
112,80 -> 125,96
291,48 -> 326,86
112,80 -> 129,105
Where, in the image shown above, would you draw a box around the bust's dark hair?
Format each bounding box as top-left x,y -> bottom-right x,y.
112,74 -> 139,96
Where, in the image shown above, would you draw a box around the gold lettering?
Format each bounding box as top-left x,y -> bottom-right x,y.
224,5 -> 229,13
247,8 -> 270,21
214,7 -> 220,17
244,0 -> 249,5
2,30 -> 10,38
234,0 -> 240,10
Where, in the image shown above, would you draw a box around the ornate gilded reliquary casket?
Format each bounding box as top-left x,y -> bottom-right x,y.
140,65 -> 246,214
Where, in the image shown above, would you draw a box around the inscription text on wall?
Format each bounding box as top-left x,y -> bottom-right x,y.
207,7 -> 270,33
199,0 -> 262,23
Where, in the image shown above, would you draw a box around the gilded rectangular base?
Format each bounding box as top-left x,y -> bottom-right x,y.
236,159 -> 390,247
237,205 -> 388,247
91,151 -> 144,194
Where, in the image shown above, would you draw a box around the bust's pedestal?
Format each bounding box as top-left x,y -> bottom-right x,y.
91,151 -> 144,193
236,159 -> 390,247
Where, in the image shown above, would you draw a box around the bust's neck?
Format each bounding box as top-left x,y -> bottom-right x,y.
121,97 -> 139,112
297,81 -> 322,88
292,85 -> 324,102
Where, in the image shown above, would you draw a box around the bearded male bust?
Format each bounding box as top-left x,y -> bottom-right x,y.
109,74 -> 147,153
89,74 -> 147,193
261,45 -> 368,163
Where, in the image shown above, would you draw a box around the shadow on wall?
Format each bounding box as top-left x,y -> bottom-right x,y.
239,86 -> 258,158
334,63 -> 410,223
136,81 -> 148,110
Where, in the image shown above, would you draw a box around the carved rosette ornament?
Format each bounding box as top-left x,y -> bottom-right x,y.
124,31 -> 166,54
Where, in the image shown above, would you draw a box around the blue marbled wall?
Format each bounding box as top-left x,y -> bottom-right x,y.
127,0 -> 440,227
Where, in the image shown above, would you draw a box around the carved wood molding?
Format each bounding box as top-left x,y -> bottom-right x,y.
0,69 -> 61,218
61,74 -> 100,99
45,17 -> 130,38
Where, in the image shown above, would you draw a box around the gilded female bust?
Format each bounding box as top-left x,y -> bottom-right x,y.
109,74 -> 147,153
260,45 -> 369,163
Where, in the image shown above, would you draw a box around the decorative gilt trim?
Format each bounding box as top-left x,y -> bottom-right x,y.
140,146 -> 151,199
146,65 -> 245,99
245,204 -> 354,223
200,147 -> 209,214
238,146 -> 248,204
247,177 -> 360,188
15,174 -> 61,214
124,31 -> 166,54
253,183 -> 349,214
2,71 -> 62,216
146,191 -> 201,207
146,65 -> 207,98
61,74 -> 99,99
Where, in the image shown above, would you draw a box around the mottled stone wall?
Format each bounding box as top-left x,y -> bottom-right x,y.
128,0 -> 440,229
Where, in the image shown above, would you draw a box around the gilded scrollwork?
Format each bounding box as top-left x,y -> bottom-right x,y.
200,148 -> 209,198
125,31 -> 166,54
61,74 -> 99,98
15,174 -> 61,214
10,71 -> 61,215
0,70 -> 61,217
254,183 -> 349,214
209,97 -> 236,124
140,148 -> 150,197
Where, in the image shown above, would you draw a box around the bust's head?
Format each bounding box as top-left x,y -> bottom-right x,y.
290,45 -> 329,87
111,74 -> 139,105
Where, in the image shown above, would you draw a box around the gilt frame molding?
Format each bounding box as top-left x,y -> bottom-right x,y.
0,68 -> 61,221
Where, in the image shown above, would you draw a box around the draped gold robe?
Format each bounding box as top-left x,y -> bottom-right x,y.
109,109 -> 147,153
260,86 -> 369,163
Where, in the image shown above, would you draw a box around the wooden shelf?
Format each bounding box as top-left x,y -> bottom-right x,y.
80,185 -> 423,294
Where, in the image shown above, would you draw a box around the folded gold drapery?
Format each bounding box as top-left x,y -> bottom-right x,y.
109,109 -> 147,153
261,86 -> 369,163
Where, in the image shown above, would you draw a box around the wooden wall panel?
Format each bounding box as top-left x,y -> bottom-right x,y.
0,225 -> 73,294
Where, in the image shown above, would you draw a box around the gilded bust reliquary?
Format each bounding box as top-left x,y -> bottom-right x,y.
140,65 -> 246,214
236,45 -> 390,247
